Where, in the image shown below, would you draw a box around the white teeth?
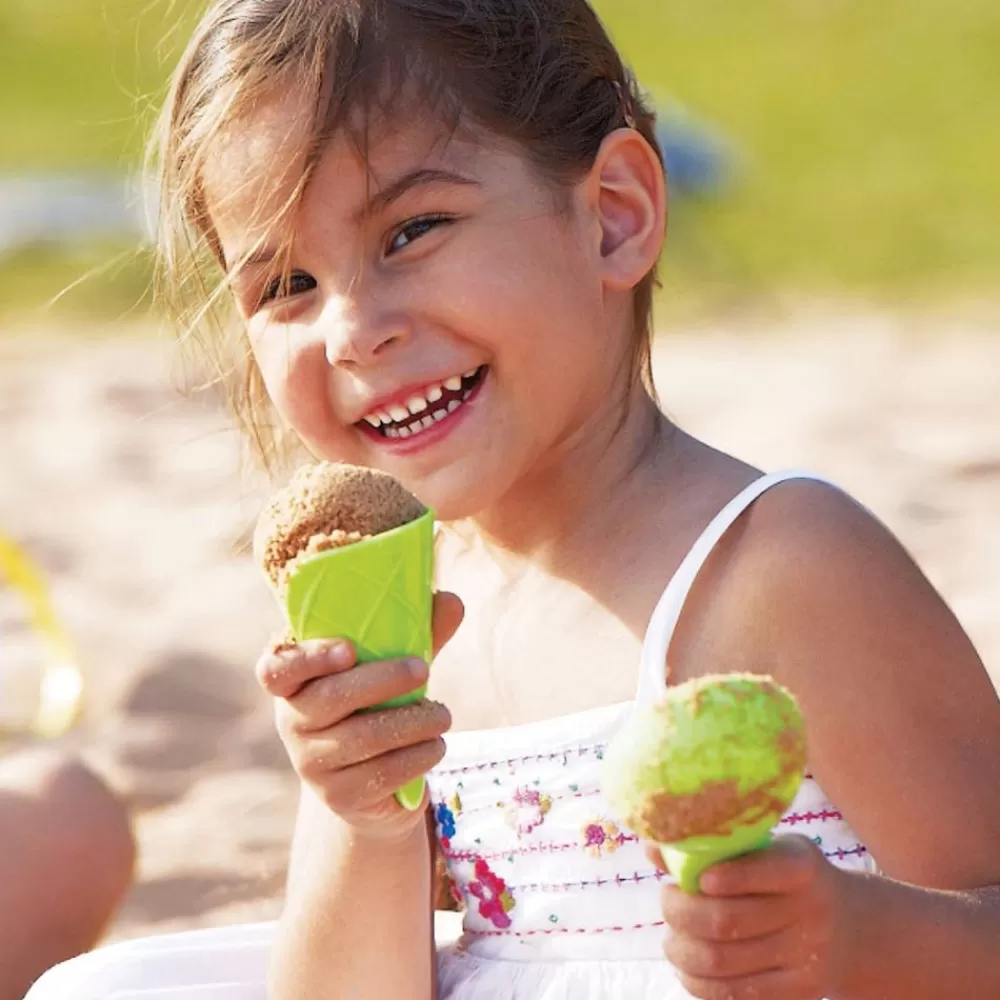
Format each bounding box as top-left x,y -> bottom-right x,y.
369,368 -> 482,438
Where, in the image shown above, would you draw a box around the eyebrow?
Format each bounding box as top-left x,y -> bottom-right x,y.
229,167 -> 479,275
355,166 -> 480,223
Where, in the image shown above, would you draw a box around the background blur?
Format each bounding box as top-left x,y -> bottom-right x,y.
2,0 -> 999,323
1,0 -> 998,953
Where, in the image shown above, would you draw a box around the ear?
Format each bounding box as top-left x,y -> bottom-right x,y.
584,128 -> 667,292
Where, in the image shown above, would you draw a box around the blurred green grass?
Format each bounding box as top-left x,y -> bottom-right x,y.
1,0 -> 998,324
604,0 -> 1000,310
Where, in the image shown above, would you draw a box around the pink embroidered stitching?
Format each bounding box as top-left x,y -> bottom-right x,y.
435,759 -> 819,780
444,832 -> 640,864
505,787 -> 553,837
467,858 -> 516,929
825,845 -> 868,861
781,809 -> 843,826
432,743 -> 607,775
447,784 -> 600,819
582,819 -> 623,857
453,845 -> 867,899
464,919 -> 668,938
507,870 -> 666,892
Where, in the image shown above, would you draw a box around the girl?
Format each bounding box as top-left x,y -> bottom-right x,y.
29,0 -> 1000,998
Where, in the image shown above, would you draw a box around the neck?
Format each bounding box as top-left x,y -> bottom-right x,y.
467,379 -> 677,569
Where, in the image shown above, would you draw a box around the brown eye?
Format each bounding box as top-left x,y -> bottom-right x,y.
387,215 -> 451,255
260,271 -> 316,305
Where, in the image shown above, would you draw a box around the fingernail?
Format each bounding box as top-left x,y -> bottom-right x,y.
409,658 -> 429,679
329,642 -> 353,667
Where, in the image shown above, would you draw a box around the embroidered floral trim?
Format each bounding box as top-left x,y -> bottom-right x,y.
468,858 -> 516,928
582,819 -> 623,857
505,786 -> 552,837
435,801 -> 457,848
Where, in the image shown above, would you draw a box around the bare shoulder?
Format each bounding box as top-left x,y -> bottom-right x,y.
731,477 -> 976,666
716,477 -> 1000,888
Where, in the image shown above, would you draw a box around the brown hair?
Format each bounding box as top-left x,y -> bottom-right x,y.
152,0 -> 663,469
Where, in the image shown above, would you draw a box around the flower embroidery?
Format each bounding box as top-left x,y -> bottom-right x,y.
468,858 -> 516,928
449,792 -> 463,816
435,801 -> 457,848
582,818 -> 622,857
505,786 -> 552,837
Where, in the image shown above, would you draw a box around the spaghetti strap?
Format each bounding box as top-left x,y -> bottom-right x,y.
635,470 -> 836,706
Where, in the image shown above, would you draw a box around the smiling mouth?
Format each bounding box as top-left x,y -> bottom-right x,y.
359,365 -> 488,440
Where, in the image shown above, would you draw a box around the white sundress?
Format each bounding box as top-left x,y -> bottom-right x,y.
28,470 -> 877,1000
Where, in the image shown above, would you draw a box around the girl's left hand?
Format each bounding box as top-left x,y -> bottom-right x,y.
650,835 -> 853,1000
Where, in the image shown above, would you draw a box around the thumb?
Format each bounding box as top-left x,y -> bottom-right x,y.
432,591 -> 464,657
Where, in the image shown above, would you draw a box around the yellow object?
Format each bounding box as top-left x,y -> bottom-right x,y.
0,533 -> 83,739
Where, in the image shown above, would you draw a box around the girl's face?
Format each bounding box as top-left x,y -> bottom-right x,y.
206,96 -> 639,518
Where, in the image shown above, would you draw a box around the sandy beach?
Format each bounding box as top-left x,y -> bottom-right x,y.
1,306 -> 998,943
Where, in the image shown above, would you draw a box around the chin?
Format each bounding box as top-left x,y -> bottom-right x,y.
396,463 -> 509,522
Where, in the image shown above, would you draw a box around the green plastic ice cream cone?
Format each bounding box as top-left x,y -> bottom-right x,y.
660,818 -> 779,894
284,509 -> 436,811
602,674 -> 807,893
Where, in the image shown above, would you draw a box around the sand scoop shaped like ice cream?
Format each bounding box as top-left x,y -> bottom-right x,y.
255,463 -> 435,811
602,673 -> 808,893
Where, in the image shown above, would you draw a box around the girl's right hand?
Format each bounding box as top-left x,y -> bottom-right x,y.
255,592 -> 464,840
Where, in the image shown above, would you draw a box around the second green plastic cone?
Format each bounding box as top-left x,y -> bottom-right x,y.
602,674 -> 808,893
284,509 -> 435,811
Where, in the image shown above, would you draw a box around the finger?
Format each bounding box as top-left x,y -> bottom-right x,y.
284,657 -> 430,732
677,967 -> 817,1000
432,592 -> 464,657
646,842 -> 668,871
319,738 -> 448,812
661,885 -> 806,942
664,926 -> 806,980
700,836 -> 821,898
256,639 -> 356,698
295,700 -> 452,776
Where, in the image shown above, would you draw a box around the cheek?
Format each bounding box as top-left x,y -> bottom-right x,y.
438,228 -> 599,360
251,328 -> 345,449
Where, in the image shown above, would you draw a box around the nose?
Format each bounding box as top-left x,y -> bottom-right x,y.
322,294 -> 412,368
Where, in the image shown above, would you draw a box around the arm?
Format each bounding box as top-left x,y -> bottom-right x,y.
261,594 -> 464,1000
741,481 -> 1000,998
834,873 -> 1000,999
271,786 -> 434,1000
